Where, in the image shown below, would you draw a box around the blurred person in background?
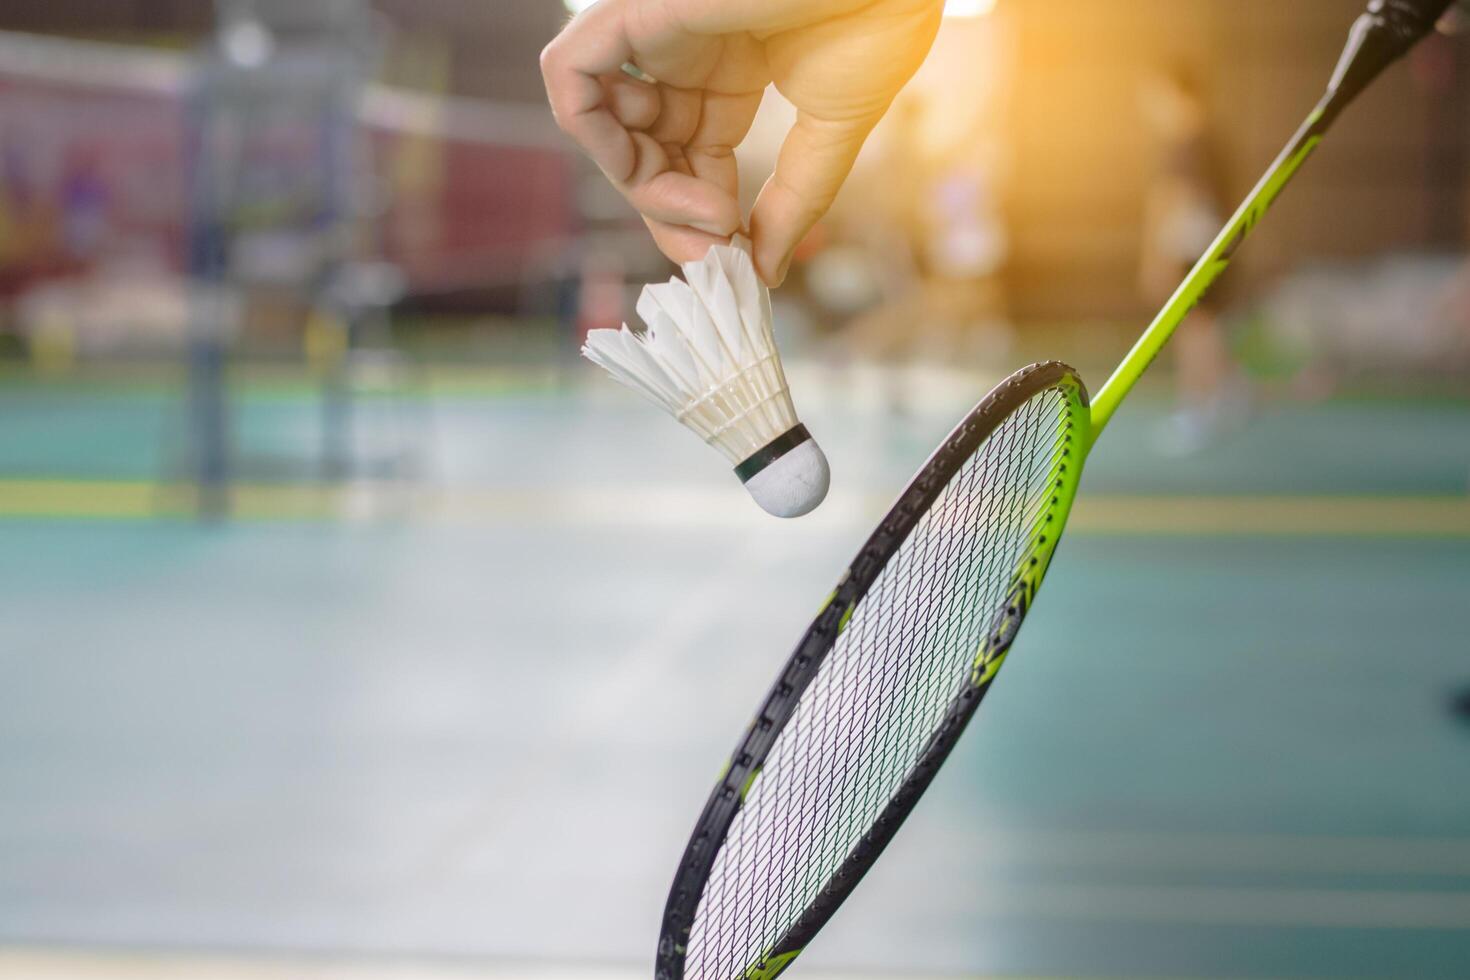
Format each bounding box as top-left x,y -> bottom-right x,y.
59,145 -> 111,265
540,0 -> 944,289
820,85 -> 1011,412
1137,63 -> 1247,456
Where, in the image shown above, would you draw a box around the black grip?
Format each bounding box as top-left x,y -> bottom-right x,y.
1322,0 -> 1456,124
1373,0 -> 1458,39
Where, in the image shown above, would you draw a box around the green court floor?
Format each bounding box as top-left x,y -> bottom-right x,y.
0,364 -> 1467,978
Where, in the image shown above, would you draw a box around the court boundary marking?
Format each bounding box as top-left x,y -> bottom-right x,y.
1,480 -> 1469,536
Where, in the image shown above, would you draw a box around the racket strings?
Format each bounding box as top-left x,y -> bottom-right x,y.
685,387 -> 1075,979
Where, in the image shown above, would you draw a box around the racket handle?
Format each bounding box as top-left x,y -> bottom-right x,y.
1323,0 -> 1456,123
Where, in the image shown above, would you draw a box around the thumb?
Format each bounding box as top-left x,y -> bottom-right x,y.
749,109 -> 879,287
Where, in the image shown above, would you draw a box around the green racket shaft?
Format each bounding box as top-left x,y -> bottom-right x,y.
1091,0 -> 1456,436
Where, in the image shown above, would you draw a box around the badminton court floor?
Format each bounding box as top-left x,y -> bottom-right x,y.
0,364 -> 1467,978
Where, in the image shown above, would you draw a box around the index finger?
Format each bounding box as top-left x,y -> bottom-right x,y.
540,2 -> 640,182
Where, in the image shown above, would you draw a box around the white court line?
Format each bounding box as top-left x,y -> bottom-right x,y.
0,948 -> 1010,980
982,882 -> 1470,931
940,829 -> 1470,878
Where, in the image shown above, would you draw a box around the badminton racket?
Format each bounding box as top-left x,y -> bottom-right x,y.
657,3 -> 1455,978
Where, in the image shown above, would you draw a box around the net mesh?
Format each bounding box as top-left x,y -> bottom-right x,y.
683,385 -> 1075,978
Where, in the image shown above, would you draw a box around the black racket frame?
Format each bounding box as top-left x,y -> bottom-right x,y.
657,360 -> 1089,980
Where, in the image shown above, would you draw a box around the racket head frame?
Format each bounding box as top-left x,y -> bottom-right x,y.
656,360 -> 1092,980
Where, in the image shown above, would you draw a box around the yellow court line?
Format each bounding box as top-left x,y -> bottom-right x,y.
0,479 -> 157,519
1,479 -> 1469,536
0,481 -> 340,521
1069,495 -> 1470,537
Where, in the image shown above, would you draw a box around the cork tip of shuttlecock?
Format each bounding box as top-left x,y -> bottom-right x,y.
739,433 -> 830,519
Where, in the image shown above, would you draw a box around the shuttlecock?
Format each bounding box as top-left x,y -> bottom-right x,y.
582,236 -> 829,518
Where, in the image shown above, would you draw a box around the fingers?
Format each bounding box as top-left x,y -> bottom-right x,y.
749,109 -> 878,286
543,1 -> 750,253
602,74 -> 661,131
618,80 -> 759,244
640,107 -> 746,263
645,217 -> 735,265
622,131 -> 743,234
541,2 -> 641,182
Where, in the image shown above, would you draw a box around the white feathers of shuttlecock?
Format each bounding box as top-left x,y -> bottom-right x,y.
582,236 -> 829,518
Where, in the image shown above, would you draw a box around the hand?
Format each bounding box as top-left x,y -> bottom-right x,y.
541,0 -> 943,286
